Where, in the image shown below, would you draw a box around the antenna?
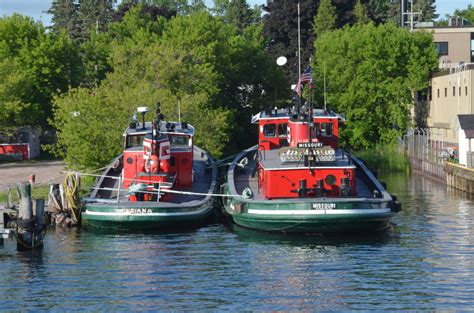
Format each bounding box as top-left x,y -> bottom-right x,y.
402,0 -> 422,31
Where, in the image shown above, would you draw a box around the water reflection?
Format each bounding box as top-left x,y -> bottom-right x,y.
0,173 -> 473,310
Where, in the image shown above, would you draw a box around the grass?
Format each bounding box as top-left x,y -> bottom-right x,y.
0,184 -> 50,206
0,175 -> 97,207
354,144 -> 409,173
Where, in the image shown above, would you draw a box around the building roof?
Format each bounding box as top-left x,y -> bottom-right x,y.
458,115 -> 474,137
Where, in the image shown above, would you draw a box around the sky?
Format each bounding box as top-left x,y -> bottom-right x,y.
0,0 -> 472,26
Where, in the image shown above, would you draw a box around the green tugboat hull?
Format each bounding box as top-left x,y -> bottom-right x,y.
82,201 -> 215,230
222,146 -> 400,233
82,146 -> 217,230
223,193 -> 395,233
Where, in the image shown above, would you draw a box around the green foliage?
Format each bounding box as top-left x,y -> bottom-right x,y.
0,14 -> 44,57
51,10 -> 286,169
77,0 -> 116,41
263,0 -> 317,82
355,144 -> 409,173
79,31 -> 112,87
212,0 -> 260,31
313,0 -> 337,37
451,4 -> 474,23
413,0 -> 438,22
0,15 -> 82,129
313,23 -> 438,150
354,0 -> 370,25
51,88 -> 127,169
46,0 -> 79,39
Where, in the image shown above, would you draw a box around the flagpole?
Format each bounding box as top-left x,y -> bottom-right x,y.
297,2 -> 302,113
297,2 -> 301,80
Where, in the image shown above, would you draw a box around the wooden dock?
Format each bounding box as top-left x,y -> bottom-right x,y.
0,205 -> 13,244
445,162 -> 474,194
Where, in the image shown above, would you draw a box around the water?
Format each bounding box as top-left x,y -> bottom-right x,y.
1,174 -> 473,311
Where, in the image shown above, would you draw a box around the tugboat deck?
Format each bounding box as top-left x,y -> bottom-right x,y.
259,148 -> 355,170
233,150 -> 374,201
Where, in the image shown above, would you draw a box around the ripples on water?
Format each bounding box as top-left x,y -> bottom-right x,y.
1,174 -> 473,311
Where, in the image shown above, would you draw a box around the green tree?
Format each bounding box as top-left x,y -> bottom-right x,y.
0,14 -> 43,57
366,0 -> 390,24
46,0 -> 79,39
313,0 -> 337,38
0,15 -> 82,129
79,32 -> 112,87
51,10 -> 286,168
0,58 -> 36,128
413,0 -> 438,22
77,0 -> 116,40
444,4 -> 474,24
354,0 -> 370,25
212,0 -> 260,30
263,0 -> 318,82
313,23 -> 438,149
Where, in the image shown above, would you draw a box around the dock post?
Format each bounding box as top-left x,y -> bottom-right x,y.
0,205 -> 4,245
16,182 -> 44,250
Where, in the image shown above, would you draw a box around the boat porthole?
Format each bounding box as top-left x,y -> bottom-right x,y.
126,157 -> 133,164
325,174 -> 336,186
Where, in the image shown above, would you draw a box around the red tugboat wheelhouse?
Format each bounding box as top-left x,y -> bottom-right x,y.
82,103 -> 217,230
221,94 -> 401,233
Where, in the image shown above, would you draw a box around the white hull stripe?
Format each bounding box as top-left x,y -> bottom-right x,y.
246,208 -> 391,215
84,207 -> 211,217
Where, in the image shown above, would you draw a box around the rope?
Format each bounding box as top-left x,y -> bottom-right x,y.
63,173 -> 81,224
89,185 -> 245,199
63,170 -> 243,198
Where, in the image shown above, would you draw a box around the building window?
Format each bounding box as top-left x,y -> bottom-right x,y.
437,89 -> 440,98
445,88 -> 447,97
453,86 -> 456,96
466,86 -> 469,96
435,42 -> 449,56
459,87 -> 462,96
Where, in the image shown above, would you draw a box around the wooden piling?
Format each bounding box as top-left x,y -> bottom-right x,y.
16,182 -> 45,250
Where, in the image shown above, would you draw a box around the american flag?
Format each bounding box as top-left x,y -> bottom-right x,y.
297,67 -> 314,96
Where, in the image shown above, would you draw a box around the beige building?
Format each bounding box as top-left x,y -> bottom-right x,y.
414,24 -> 474,145
417,21 -> 474,68
427,65 -> 474,144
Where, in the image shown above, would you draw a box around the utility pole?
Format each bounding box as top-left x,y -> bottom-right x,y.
402,0 -> 422,31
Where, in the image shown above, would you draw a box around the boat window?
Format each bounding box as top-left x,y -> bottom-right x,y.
278,123 -> 287,137
263,124 -> 276,138
127,135 -> 145,148
169,135 -> 190,146
321,123 -> 333,136
313,123 -> 321,137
